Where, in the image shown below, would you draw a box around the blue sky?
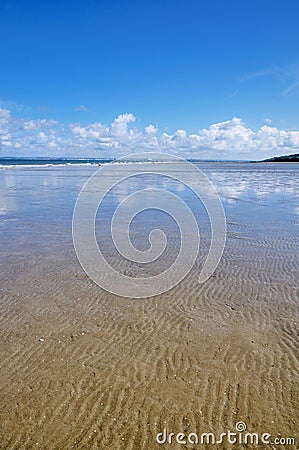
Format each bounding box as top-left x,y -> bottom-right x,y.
0,0 -> 299,159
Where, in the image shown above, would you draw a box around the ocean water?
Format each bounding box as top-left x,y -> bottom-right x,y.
0,161 -> 298,276
0,161 -> 297,230
0,157 -> 111,168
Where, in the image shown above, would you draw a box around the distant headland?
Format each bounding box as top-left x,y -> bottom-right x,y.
259,153 -> 299,162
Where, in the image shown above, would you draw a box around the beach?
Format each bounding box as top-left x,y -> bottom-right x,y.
0,162 -> 298,449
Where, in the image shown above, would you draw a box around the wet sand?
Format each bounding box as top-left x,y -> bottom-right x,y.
0,163 -> 298,449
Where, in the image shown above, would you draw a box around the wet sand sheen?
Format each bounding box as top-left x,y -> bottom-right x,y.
0,163 -> 298,449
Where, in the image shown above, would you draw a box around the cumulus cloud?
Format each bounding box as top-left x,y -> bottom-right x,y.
70,122 -> 108,139
109,113 -> 136,138
145,124 -> 158,135
0,109 -> 299,159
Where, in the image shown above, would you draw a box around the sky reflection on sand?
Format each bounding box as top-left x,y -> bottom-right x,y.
0,163 -> 298,221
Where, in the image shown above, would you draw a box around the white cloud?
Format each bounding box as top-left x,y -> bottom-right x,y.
0,110 -> 299,160
23,118 -> 59,131
38,131 -> 47,141
0,99 -> 29,112
109,113 -> 136,138
145,124 -> 157,135
289,131 -> 299,146
70,122 -> 108,139
0,108 -> 11,122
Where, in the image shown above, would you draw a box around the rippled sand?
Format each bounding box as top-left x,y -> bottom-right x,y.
0,163 -> 298,449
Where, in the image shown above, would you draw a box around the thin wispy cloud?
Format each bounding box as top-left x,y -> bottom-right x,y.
37,105 -> 49,111
239,67 -> 276,82
240,63 -> 299,96
226,89 -> 239,99
282,80 -> 299,95
74,105 -> 89,112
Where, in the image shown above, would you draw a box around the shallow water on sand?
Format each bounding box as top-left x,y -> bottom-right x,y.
0,163 -> 298,449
